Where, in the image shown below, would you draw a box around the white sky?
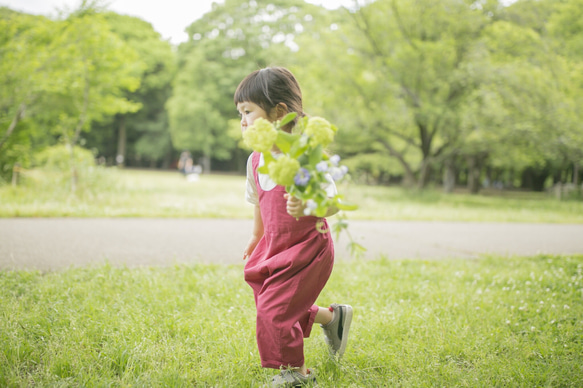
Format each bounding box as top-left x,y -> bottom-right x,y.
0,0 -> 359,45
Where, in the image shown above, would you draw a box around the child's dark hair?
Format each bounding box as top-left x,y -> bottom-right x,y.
234,67 -> 304,129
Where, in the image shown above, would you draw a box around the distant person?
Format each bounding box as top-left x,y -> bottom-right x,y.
186,164 -> 202,182
236,67 -> 353,387
177,151 -> 193,175
184,156 -> 193,174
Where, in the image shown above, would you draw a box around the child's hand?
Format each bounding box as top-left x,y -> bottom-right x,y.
243,235 -> 260,260
284,193 -> 305,219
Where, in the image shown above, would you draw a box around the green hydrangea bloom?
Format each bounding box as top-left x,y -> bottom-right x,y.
268,155 -> 300,186
242,117 -> 277,153
304,117 -> 335,147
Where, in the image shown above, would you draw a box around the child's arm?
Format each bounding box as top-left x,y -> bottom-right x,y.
243,204 -> 264,260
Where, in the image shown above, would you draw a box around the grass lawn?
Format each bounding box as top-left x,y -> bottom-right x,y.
2,168 -> 582,386
1,168 -> 582,223
1,255 -> 582,386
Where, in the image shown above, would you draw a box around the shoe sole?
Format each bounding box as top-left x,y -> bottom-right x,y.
337,305 -> 353,358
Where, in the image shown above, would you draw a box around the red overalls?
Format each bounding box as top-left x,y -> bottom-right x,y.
244,152 -> 335,369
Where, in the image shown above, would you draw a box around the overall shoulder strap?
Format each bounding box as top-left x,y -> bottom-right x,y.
251,152 -> 261,173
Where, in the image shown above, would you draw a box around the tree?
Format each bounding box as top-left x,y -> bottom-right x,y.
167,0 -> 325,172
293,0 -> 580,193
297,0 -> 494,188
0,9 -> 56,180
547,0 -> 583,186
454,15 -> 558,193
487,0 -> 583,190
47,6 -> 142,190
85,12 -> 176,168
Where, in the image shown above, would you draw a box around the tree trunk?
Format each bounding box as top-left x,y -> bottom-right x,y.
0,103 -> 26,151
69,144 -> 78,193
11,163 -> 21,186
443,158 -> 456,193
201,155 -> 211,174
399,170 -> 414,188
378,138 -> 417,187
116,115 -> 127,167
467,155 -> 481,194
574,162 -> 579,185
72,70 -> 90,146
162,148 -> 172,169
417,160 -> 431,189
69,67 -> 90,193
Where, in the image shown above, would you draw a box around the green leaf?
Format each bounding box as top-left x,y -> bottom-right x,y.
331,220 -> 348,238
336,201 -> 358,211
258,165 -> 269,174
297,153 -> 310,166
257,152 -> 276,174
309,144 -> 323,166
347,242 -> 367,259
290,143 -> 309,160
263,152 -> 276,165
292,116 -> 309,135
315,205 -> 328,218
275,131 -> 299,154
279,112 -> 298,127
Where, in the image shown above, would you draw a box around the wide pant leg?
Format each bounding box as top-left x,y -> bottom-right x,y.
246,245 -> 333,369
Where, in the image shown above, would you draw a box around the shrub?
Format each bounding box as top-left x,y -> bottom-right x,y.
34,144 -> 96,171
342,153 -> 403,185
24,145 -> 117,195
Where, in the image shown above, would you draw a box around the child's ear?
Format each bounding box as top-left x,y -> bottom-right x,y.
275,103 -> 288,119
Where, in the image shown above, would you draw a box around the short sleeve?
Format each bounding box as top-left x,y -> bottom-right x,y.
245,154 -> 259,205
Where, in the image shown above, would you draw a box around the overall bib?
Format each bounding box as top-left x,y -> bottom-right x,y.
244,152 -> 335,368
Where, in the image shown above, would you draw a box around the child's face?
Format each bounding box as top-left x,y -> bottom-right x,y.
237,101 -> 273,133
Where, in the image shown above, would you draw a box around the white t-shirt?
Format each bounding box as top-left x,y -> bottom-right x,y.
246,153 -> 338,205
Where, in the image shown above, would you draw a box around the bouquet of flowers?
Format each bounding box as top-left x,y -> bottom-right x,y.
242,113 -> 365,257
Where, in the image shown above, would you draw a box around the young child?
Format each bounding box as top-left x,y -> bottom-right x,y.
235,67 -> 353,387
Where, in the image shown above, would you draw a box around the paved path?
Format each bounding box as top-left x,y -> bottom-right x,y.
1,218 -> 582,271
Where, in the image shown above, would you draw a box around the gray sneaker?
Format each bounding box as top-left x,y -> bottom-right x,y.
320,304 -> 353,358
268,369 -> 317,387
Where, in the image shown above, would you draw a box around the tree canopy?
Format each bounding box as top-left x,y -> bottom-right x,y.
1,0 -> 581,192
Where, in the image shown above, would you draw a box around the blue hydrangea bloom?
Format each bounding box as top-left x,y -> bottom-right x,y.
294,168 -> 311,186
316,161 -> 329,172
330,165 -> 348,181
329,154 -> 341,166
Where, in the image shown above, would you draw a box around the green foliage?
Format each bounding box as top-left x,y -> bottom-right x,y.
0,121 -> 35,185
2,0 -> 582,188
342,153 -> 403,185
47,11 -> 142,139
0,4 -> 147,186
545,0 -> 583,174
292,0 -> 494,188
167,0 -> 326,169
0,10 -> 56,181
34,145 -> 96,171
1,255 -> 582,386
18,144 -> 120,196
86,12 -> 176,167
289,0 -> 583,190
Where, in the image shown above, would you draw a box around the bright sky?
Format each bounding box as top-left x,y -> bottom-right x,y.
0,0 -> 359,45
